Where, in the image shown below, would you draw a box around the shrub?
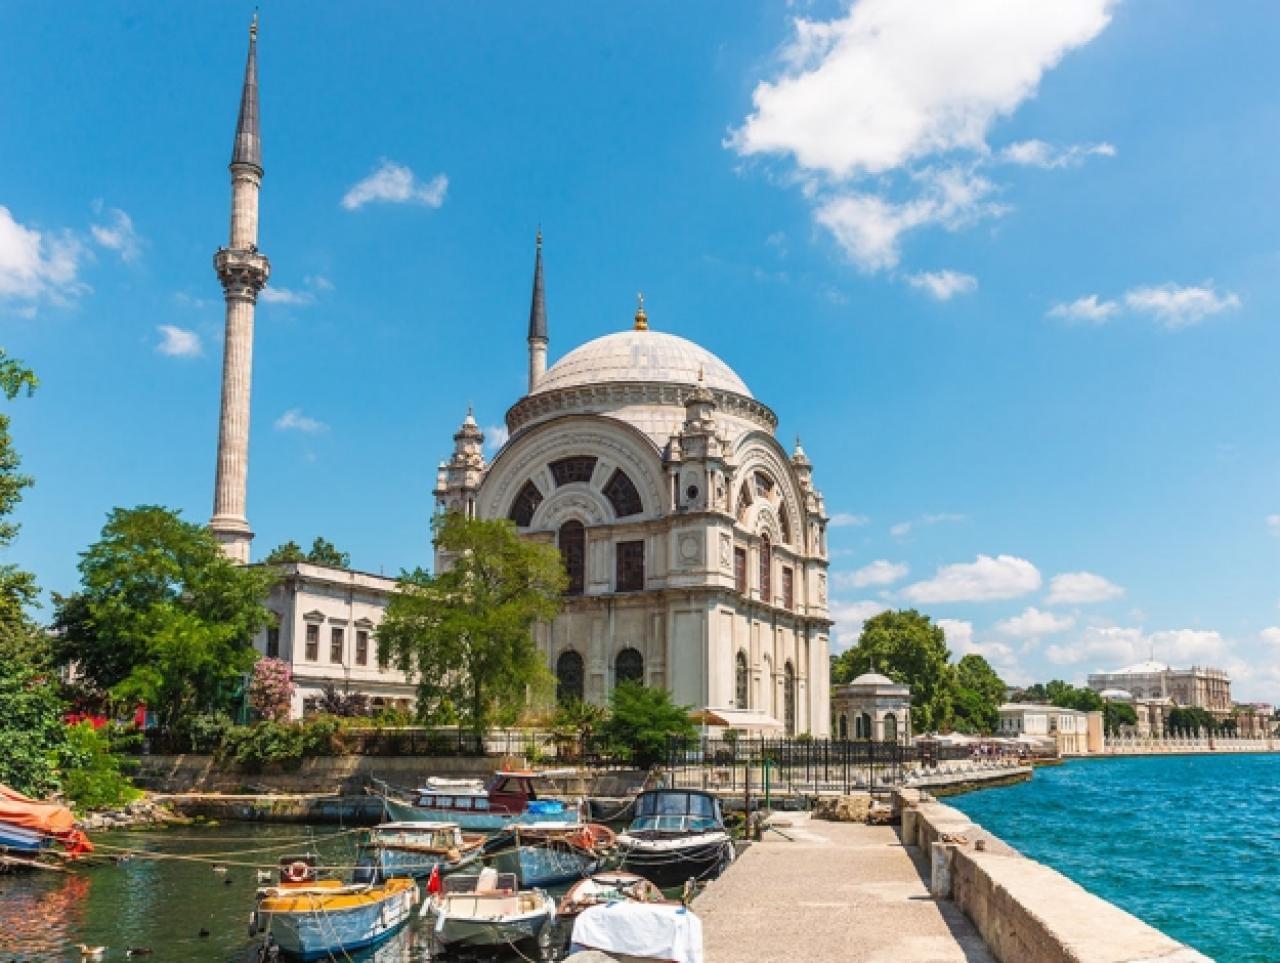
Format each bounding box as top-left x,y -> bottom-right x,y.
180,712 -> 235,753
249,658 -> 294,722
602,682 -> 696,769
218,717 -> 342,772
59,722 -> 141,811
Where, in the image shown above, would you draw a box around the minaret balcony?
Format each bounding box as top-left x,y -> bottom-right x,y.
214,247 -> 271,298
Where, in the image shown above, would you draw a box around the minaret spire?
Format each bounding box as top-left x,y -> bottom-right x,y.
526,230 -> 548,392
210,16 -> 271,563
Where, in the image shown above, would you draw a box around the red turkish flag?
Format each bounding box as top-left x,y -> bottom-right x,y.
427,863 -> 441,895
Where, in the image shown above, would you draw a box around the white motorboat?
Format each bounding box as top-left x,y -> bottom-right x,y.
420,867 -> 556,952
570,901 -> 704,963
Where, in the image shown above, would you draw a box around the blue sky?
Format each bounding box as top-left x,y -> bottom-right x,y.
3,1 -> 1279,699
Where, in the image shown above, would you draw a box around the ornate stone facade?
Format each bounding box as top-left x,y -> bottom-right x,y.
436,279 -> 833,735
831,672 -> 911,744
1086,660 -> 1233,724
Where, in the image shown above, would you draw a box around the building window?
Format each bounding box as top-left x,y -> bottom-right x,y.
266,624 -> 280,659
556,650 -> 585,704
781,567 -> 794,610
754,471 -> 774,497
736,481 -> 752,523
305,623 -> 319,661
784,661 -> 796,736
759,536 -> 772,603
377,635 -> 389,669
330,627 -> 344,663
778,505 -> 792,546
616,540 -> 645,592
550,456 -> 598,486
839,714 -> 849,740
508,479 -> 543,527
884,712 -> 898,743
734,547 -> 747,594
356,630 -> 369,666
615,647 -> 644,686
856,713 -> 871,740
559,520 -> 586,595
603,469 -> 643,518
735,651 -> 749,709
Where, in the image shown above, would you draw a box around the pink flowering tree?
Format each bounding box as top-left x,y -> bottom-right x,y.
249,657 -> 294,722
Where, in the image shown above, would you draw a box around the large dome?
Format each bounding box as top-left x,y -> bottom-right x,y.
533,330 -> 752,398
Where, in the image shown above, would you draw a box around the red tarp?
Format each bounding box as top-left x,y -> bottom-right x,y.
0,784 -> 94,856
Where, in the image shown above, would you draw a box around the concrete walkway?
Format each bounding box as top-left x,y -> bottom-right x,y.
696,815 -> 994,963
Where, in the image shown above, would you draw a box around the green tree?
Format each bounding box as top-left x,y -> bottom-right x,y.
551,699 -> 609,759
1044,679 -> 1103,712
377,513 -> 565,734
0,349 -> 39,633
264,537 -> 350,568
834,609 -> 954,732
51,506 -> 275,734
602,681 -> 695,768
0,640 -> 66,796
1166,705 -> 1217,735
952,654 -> 1005,734
1102,701 -> 1138,735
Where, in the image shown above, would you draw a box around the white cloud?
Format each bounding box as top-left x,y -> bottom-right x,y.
828,512 -> 870,528
155,324 -> 201,358
1268,515 -> 1280,536
901,554 -> 1041,604
1045,625 -> 1228,668
1123,283 -> 1241,329
996,606 -> 1074,638
905,269 -> 977,301
89,205 -> 141,262
0,205 -> 86,308
1000,139 -> 1115,168
261,275 -> 334,306
940,618 -> 1027,683
831,599 -> 891,649
1259,627 -> 1280,646
342,160 -> 448,211
890,512 -> 965,539
729,0 -> 1114,271
836,559 -> 908,589
484,423 -> 509,456
274,409 -> 328,434
1045,571 -> 1124,605
1052,283 -> 1242,329
1047,293 -> 1119,324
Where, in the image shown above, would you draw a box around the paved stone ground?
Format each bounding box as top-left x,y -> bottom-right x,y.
696,814 -> 995,963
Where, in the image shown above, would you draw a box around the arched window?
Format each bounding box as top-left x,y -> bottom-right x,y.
838,714 -> 849,740
558,521 -> 585,595
758,536 -> 772,603
550,456 -> 598,486
556,650 -> 585,704
508,480 -> 543,527
784,662 -> 796,736
603,469 -> 643,518
735,651 -> 749,709
857,712 -> 872,740
615,647 -> 644,686
884,712 -> 898,743
778,504 -> 792,546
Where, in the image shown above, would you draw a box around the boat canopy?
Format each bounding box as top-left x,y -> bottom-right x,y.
0,784 -> 76,835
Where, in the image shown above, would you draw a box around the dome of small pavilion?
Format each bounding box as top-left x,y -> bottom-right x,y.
850,672 -> 897,687
533,329 -> 752,398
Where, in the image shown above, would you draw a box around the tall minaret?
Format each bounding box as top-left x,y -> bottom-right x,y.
526,230 -> 547,392
210,15 -> 270,563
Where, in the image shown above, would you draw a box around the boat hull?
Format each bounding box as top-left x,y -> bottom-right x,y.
514,843 -> 604,887
423,893 -> 555,949
0,821 -> 52,854
369,843 -> 481,879
618,833 -> 734,890
262,882 -> 417,960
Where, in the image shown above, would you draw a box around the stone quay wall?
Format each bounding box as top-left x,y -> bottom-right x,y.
898,791 -> 1211,963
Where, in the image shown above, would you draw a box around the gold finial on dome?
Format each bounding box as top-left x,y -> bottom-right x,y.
634,292 -> 648,331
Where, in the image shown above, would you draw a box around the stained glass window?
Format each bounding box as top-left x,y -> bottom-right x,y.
550,456 -> 598,486
616,647 -> 644,686
508,480 -> 543,527
603,469 -> 643,518
559,520 -> 585,595
556,650 -> 585,704
616,540 -> 645,592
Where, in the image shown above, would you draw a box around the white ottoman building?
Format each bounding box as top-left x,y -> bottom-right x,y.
434,239 -> 833,735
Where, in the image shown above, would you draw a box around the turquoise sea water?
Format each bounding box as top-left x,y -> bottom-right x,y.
948,754 -> 1280,963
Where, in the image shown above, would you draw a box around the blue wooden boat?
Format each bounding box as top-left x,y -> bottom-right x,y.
359,821 -> 484,878
0,820 -> 53,854
490,822 -> 617,887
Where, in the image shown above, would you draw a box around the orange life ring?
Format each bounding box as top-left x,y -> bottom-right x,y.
283,860 -> 309,883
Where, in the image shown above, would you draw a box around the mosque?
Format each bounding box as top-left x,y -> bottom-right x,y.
207,21 -> 833,732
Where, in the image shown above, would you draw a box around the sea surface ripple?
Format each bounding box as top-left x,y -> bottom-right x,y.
948,754 -> 1280,963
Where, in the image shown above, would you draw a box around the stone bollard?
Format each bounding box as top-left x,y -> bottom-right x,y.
930,841 -> 952,899
902,807 -> 918,847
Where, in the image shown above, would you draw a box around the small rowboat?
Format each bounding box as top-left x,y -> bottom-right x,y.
489,821 -> 617,887
558,871 -> 669,921
420,867 -> 555,952
252,855 -> 418,960
360,821 -> 484,879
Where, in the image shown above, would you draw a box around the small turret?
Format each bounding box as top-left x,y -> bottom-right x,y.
527,231 -> 547,392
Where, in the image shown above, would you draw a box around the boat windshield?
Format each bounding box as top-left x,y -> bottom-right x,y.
634,791 -> 721,823
629,814 -> 721,833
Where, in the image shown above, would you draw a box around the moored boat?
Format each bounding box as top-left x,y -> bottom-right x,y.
360,821 -> 484,879
569,901 -> 705,963
558,871 -> 669,921
616,790 -> 734,890
0,784 -> 93,863
420,867 -> 555,951
375,770 -> 580,831
252,855 -> 418,960
489,821 -> 617,887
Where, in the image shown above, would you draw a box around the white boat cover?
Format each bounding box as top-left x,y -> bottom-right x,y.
571,902 -> 703,963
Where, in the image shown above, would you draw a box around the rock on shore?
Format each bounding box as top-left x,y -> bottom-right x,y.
76,796 -> 186,831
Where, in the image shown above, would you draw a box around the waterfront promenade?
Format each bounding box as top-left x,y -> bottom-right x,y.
696,814 -> 994,963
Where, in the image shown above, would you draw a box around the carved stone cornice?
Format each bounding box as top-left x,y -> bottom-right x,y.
506,382 -> 778,437
214,247 -> 271,302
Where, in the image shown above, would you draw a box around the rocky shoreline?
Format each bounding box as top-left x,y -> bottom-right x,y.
75,795 -> 189,832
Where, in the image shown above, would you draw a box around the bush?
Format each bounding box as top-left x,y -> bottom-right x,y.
179,712 -> 235,753
602,682 -> 696,769
218,717 -> 342,772
59,722 -> 141,812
